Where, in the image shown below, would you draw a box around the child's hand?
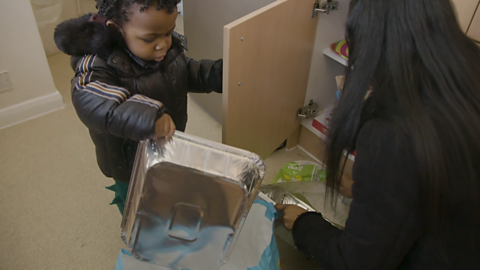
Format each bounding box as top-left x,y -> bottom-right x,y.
154,114 -> 176,138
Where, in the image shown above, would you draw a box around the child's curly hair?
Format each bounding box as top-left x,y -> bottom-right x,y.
95,0 -> 181,26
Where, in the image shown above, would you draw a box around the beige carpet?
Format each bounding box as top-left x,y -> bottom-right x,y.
0,16 -> 320,270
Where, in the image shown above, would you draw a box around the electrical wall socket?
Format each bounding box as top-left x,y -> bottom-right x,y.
0,71 -> 13,93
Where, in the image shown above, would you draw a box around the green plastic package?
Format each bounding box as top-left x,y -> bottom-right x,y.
271,161 -> 326,184
267,161 -> 350,228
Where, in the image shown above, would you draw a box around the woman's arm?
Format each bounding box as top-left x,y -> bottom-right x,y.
291,120 -> 423,270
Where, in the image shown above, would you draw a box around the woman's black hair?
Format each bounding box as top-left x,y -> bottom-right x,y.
95,0 -> 181,25
326,0 -> 480,238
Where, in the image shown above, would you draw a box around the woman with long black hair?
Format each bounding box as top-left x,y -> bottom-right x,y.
276,0 -> 480,269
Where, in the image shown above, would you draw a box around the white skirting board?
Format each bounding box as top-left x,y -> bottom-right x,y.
0,91 -> 65,130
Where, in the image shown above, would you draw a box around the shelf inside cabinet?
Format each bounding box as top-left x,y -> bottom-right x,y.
323,47 -> 348,67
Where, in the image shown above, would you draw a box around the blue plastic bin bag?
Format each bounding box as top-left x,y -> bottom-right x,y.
115,200 -> 280,270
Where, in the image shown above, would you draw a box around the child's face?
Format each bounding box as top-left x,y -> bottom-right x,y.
120,4 -> 177,62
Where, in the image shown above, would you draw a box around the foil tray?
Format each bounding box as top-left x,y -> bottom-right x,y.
121,132 -> 265,270
259,185 -> 344,230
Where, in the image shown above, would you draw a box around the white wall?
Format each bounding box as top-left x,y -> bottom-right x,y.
183,0 -> 276,122
33,0 -> 76,56
78,0 -> 97,15
0,0 -> 64,129
177,2 -> 183,15
33,0 -> 96,56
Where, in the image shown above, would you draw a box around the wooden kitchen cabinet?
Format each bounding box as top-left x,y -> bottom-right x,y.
222,0 -> 348,159
451,0 -> 480,33
220,0 -> 480,160
467,7 -> 480,42
223,0 -> 318,158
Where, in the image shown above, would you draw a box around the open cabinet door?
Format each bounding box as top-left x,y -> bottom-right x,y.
223,0 -> 319,159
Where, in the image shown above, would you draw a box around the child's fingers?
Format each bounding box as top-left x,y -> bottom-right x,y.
169,120 -> 176,137
168,123 -> 175,137
274,204 -> 288,212
153,115 -> 175,138
275,211 -> 285,227
165,121 -> 170,136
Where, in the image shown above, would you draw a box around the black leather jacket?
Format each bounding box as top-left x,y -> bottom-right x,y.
54,14 -> 222,182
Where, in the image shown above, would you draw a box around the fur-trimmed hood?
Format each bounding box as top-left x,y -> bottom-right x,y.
54,13 -> 125,57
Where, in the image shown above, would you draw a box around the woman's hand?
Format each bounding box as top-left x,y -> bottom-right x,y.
154,114 -> 176,138
275,204 -> 308,230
